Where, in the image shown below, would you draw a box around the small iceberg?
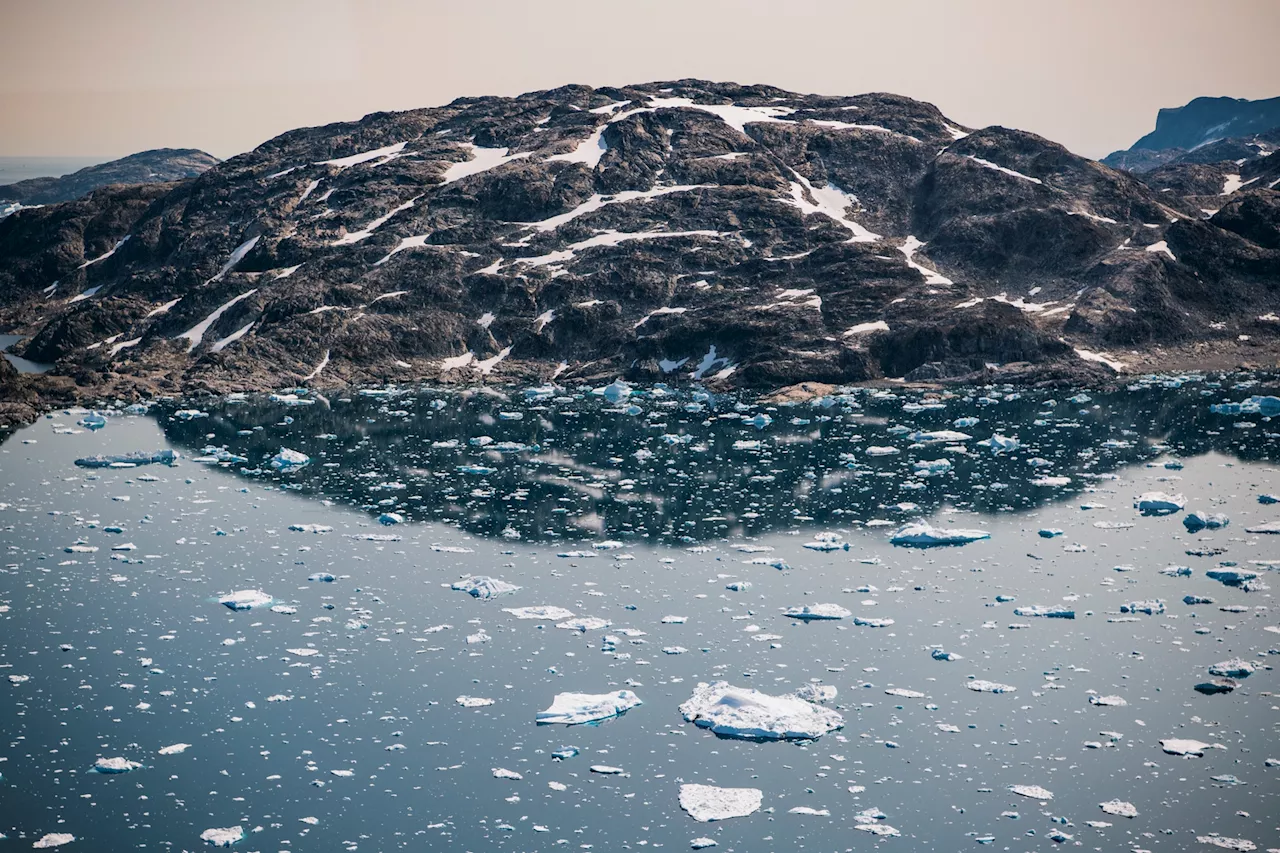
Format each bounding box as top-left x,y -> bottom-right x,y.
270,448 -> 310,470
1135,492 -> 1184,515
200,826 -> 245,847
891,521 -> 990,548
966,679 -> 1016,693
1160,738 -> 1226,757
1099,800 -> 1138,818
93,756 -> 143,774
979,434 -> 1021,454
1183,511 -> 1229,531
33,834 -> 76,849
451,576 -> 520,599
1013,605 -> 1075,619
679,681 -> 844,740
75,449 -> 177,468
536,690 -> 641,725
219,589 -> 272,610
1009,784 -> 1054,800
784,603 -> 850,621
503,606 -> 574,621
679,783 -> 763,822
908,430 -> 972,444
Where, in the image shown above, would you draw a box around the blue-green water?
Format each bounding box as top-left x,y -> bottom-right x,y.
0,377 -> 1276,851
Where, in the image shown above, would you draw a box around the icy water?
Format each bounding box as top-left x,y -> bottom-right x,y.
1,377 -> 1278,852
0,334 -> 53,374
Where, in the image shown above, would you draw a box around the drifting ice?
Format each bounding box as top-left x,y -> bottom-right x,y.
679,681 -> 844,740
535,690 -> 642,725
679,784 -> 763,822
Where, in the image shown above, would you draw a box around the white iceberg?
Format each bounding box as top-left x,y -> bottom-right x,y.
891,521 -> 990,547
679,783 -> 763,822
1160,738 -> 1226,756
269,448 -> 310,470
33,834 -> 76,849
1009,784 -> 1053,800
784,603 -> 850,620
536,690 -> 642,725
966,679 -> 1016,693
679,681 -> 844,740
1184,511 -> 1229,531
1135,491 -> 1184,514
503,606 -> 574,621
200,826 -> 245,847
908,430 -> 972,444
218,589 -> 272,610
555,616 -> 611,631
93,756 -> 142,773
1099,799 -> 1138,818
451,576 -> 520,599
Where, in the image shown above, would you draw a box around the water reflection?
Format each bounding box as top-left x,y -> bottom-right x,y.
157,375 -> 1280,544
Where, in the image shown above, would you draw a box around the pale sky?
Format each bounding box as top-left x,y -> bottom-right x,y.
1,0 -> 1277,161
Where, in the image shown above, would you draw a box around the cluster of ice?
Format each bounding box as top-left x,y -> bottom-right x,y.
535,690 -> 642,725
679,682 -> 844,740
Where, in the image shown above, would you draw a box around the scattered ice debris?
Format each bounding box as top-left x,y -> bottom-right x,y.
679,681 -> 844,740
1009,784 -> 1053,800
502,606 -> 574,621
93,756 -> 143,774
1160,738 -> 1227,757
451,576 -> 521,599
74,449 -> 177,468
218,589 -> 272,611
966,679 -> 1016,694
679,783 -> 763,822
890,522 -> 990,548
535,690 -> 642,725
1135,491 -> 1185,514
784,603 -> 850,620
269,448 -> 310,470
200,826 -> 245,847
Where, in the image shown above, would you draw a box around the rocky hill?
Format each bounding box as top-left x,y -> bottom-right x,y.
0,80 -> 1277,416
1103,96 -> 1280,172
0,148 -> 219,206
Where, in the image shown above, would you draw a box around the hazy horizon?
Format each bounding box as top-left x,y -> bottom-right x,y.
1,0 -> 1278,163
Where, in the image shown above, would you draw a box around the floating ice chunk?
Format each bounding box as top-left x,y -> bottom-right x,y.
908,430 -> 971,444
1208,658 -> 1256,678
793,684 -> 837,703
535,690 -> 641,725
555,616 -> 611,632
854,824 -> 901,837
1135,492 -> 1184,514
593,379 -> 633,403
1196,836 -> 1257,851
158,743 -> 191,755
1160,738 -> 1227,756
931,648 -> 962,661
865,446 -> 900,456
1244,520 -> 1280,534
912,459 -> 952,477
852,616 -> 895,627
1210,395 -> 1280,416
492,767 -> 523,780
200,826 -> 245,847
966,679 -> 1016,694
784,603 -> 850,620
1009,784 -> 1053,800
503,606 -> 574,621
890,522 -> 990,548
378,512 -> 404,525
1195,679 -> 1237,695
679,783 -> 763,822
1097,799 -> 1138,818
451,576 -> 521,599
1120,599 -> 1165,615
789,806 -> 830,816
679,681 -> 844,740
590,765 -> 625,775
93,756 -> 142,773
75,449 -> 177,468
1206,569 -> 1262,589
285,648 -> 320,657
885,687 -> 926,699
456,696 -> 494,708
1088,694 -> 1127,707
1013,605 -> 1075,619
270,448 -> 310,470
288,524 -> 333,534
219,589 -> 272,611
1184,511 -> 1229,531
1038,528 -> 1064,538
33,834 -> 76,849
979,434 -> 1021,454
803,532 -> 849,551
690,838 -> 718,849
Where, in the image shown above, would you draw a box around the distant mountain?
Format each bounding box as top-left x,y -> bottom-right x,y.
0,148 -> 219,205
1104,96 -> 1280,172
0,80 -> 1277,417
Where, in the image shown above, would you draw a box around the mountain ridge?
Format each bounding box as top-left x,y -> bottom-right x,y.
0,148 -> 219,207
0,79 -> 1277,424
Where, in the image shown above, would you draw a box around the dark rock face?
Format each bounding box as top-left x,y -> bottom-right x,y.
0,149 -> 219,206
1121,96 -> 1280,156
0,80 -> 1277,408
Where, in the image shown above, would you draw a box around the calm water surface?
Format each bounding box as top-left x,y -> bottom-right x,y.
0,377 -> 1277,851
